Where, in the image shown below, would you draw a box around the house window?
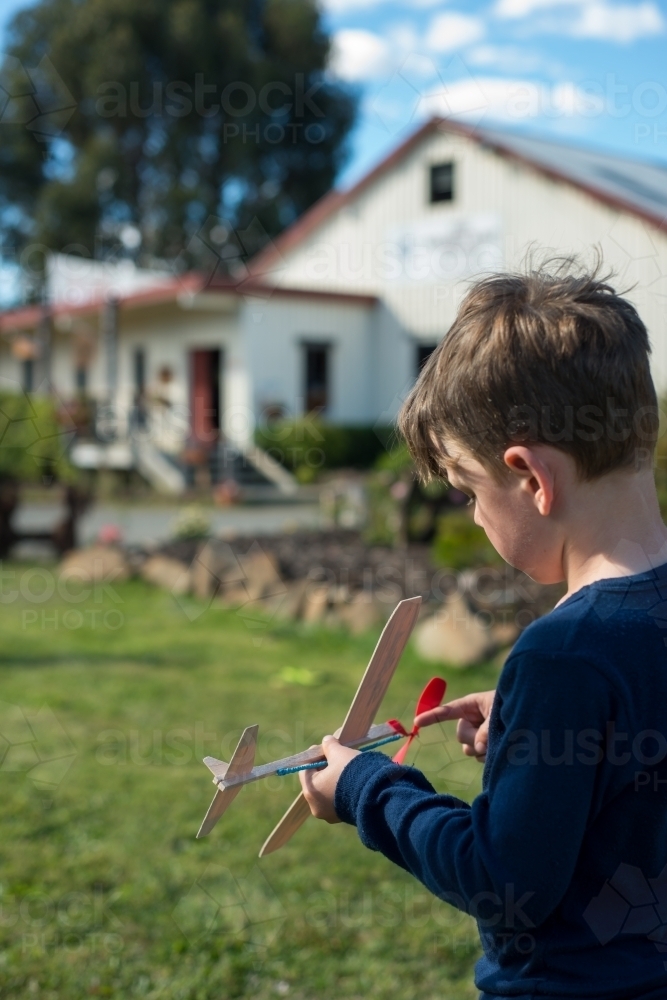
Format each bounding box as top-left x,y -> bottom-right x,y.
304,343 -> 329,414
430,162 -> 454,203
416,344 -> 438,376
75,365 -> 87,392
133,348 -> 147,428
133,348 -> 146,399
22,359 -> 34,393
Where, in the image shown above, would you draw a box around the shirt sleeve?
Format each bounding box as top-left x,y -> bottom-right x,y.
334,651 -> 617,928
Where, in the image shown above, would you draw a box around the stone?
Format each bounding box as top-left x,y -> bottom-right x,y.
301,585 -> 330,624
272,579 -> 309,621
140,555 -> 191,595
237,543 -> 284,601
216,583 -> 250,608
337,593 -> 384,635
59,545 -> 130,584
255,593 -> 290,620
191,540 -> 243,600
190,542 -> 218,600
413,592 -> 496,667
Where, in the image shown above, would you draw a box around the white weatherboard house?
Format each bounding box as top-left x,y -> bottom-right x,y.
2,117 -> 667,492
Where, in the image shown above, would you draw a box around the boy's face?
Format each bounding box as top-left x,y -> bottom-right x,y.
435,437 -> 566,584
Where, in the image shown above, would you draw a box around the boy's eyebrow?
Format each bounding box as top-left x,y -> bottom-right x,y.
440,455 -> 464,477
441,463 -> 472,492
430,437 -> 469,480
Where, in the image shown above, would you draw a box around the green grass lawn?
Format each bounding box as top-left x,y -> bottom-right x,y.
0,569 -> 499,1000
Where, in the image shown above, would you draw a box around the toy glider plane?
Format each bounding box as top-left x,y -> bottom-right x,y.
197,595 -> 447,857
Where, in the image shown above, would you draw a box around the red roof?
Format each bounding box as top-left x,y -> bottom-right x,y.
0,272 -> 203,334
0,271 -> 376,333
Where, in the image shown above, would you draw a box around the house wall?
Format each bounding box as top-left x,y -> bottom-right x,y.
273,128 -> 667,391
0,342 -> 27,391
369,302 -> 415,421
241,294 -> 375,436
13,292 -> 385,447
113,301 -> 242,449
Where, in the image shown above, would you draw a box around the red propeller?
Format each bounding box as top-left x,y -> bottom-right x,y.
388,676 -> 447,765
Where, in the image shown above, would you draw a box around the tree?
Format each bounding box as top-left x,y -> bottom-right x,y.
0,0 -> 356,282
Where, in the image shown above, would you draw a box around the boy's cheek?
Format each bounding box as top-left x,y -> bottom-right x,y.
478,506 -> 542,574
475,503 -> 520,557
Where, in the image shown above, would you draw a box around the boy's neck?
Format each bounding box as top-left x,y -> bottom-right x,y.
560,467 -> 667,600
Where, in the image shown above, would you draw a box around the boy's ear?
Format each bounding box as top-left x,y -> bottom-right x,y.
503,446 -> 554,516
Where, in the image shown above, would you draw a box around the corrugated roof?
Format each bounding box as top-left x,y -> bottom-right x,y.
475,125 -> 667,226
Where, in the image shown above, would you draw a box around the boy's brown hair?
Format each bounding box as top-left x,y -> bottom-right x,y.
399,260 -> 659,481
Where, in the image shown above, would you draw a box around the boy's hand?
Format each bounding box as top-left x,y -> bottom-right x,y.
299,736 -> 360,823
415,690 -> 496,760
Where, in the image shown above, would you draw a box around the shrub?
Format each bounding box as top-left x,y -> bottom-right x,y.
255,419 -> 392,472
0,391 -> 74,483
431,511 -> 502,570
171,505 -> 210,540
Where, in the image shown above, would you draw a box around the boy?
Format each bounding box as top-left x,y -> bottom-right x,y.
300,264 -> 667,999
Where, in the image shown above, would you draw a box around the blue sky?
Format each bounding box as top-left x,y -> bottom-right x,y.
323,0 -> 667,185
1,0 -> 667,189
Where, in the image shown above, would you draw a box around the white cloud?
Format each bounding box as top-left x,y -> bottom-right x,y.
330,15 -> 487,86
467,44 -> 551,73
420,76 -> 605,122
385,22 -> 421,55
494,0 -> 580,17
494,0 -> 663,41
572,1 -> 664,41
425,12 -> 485,52
330,29 -> 391,82
322,0 -> 440,11
323,0 -> 390,12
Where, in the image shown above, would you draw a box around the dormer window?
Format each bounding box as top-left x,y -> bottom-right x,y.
430,162 -> 454,203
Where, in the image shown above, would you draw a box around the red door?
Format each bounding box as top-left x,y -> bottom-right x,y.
190,349 -> 221,443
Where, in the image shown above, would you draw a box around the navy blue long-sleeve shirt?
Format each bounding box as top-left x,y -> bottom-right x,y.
335,562 -> 667,998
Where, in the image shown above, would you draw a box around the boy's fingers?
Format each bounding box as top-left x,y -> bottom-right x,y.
321,734 -> 359,767
300,737 -> 355,825
459,717 -> 489,760
321,734 -> 342,760
415,694 -> 485,727
414,705 -> 452,727
474,718 -> 490,755
416,695 -> 484,728
457,718 -> 479,748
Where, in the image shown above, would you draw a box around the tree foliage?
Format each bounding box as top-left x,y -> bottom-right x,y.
0,0 -> 356,276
